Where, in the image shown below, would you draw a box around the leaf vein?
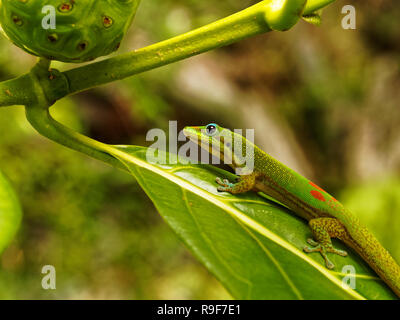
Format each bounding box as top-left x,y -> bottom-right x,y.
181,189 -> 254,297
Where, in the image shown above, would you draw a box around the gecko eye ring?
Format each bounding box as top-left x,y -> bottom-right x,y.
205,124 -> 218,136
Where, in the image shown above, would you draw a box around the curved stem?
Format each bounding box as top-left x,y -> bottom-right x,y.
0,0 -> 336,108
25,105 -> 124,169
6,0 -> 337,175
20,0 -> 336,172
62,0 -> 316,97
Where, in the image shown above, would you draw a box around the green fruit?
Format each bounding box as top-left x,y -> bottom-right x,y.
0,0 -> 140,63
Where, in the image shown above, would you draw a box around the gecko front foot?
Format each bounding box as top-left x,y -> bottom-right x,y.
215,174 -> 257,195
216,177 -> 235,192
304,238 -> 348,269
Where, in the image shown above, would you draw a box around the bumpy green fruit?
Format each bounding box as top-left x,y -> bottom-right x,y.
0,0 -> 140,63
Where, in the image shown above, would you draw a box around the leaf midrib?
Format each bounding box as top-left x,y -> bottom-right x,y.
111,145 -> 366,300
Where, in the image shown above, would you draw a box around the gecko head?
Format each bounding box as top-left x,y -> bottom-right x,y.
183,124 -> 249,169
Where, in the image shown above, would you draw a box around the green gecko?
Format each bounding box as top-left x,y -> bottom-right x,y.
183,123 -> 400,298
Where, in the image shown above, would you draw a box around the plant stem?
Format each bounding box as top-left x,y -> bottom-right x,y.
0,0 -> 336,108
25,105 -> 124,169
6,0 -> 338,168
304,0 -> 336,15
0,75 -> 35,107
62,0 -> 336,97
62,0 -> 309,97
21,0 -> 336,170
0,58 -> 62,108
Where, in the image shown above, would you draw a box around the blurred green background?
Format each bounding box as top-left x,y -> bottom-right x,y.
0,0 -> 399,299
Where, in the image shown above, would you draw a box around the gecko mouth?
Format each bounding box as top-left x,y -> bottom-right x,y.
183,128 -> 226,162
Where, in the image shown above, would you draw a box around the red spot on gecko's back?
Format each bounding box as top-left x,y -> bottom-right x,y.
310,190 -> 326,202
309,181 -> 326,193
309,181 -> 338,202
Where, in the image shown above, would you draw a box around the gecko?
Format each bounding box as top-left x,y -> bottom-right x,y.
183,123 -> 400,298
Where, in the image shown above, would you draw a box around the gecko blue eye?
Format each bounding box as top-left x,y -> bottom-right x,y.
205,123 -> 218,136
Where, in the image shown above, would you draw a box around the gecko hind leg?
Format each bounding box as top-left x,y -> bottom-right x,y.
303,218 -> 349,269
216,173 -> 257,194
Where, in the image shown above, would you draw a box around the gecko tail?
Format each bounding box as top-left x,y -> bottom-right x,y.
348,225 -> 400,298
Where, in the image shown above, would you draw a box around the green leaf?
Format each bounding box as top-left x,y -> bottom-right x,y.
302,13 -> 322,26
0,170 -> 22,254
107,145 -> 397,300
